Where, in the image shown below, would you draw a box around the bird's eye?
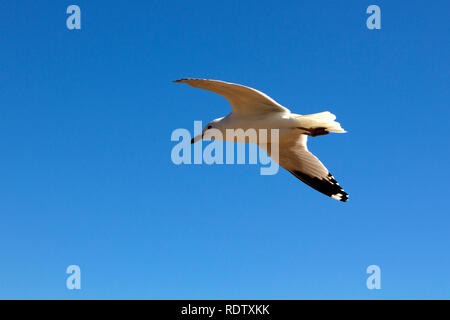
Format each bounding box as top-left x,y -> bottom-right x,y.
207,125 -> 212,129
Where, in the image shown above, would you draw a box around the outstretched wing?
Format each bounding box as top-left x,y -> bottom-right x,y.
174,78 -> 290,115
264,134 -> 349,202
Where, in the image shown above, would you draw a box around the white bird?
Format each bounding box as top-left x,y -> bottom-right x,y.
175,78 -> 349,202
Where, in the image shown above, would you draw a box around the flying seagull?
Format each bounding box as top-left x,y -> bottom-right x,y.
174,78 -> 349,202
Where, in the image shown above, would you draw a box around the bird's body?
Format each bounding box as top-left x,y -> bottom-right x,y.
209,112 -> 298,140
175,78 -> 349,202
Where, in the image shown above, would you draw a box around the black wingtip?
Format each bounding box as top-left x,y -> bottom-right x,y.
327,173 -> 349,202
333,191 -> 349,202
290,170 -> 349,203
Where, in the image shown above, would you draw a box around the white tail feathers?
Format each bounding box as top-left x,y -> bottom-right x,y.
296,111 -> 347,134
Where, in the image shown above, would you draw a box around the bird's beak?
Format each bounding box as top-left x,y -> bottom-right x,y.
191,133 -> 203,144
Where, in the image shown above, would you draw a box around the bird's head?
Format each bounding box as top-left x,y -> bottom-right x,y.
191,118 -> 225,144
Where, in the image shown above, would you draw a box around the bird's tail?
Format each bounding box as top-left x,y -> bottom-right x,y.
295,111 -> 346,135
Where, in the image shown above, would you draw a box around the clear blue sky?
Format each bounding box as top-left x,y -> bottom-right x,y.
0,1 -> 449,299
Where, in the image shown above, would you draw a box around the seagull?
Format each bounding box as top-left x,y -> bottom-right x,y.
174,78 -> 349,202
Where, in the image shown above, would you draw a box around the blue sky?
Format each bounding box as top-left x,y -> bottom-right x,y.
0,1 -> 449,299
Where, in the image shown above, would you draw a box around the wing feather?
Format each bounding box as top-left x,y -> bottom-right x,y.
262,134 -> 349,202
174,78 -> 290,115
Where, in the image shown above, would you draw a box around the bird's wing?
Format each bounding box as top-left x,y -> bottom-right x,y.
271,134 -> 348,202
174,78 -> 290,115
